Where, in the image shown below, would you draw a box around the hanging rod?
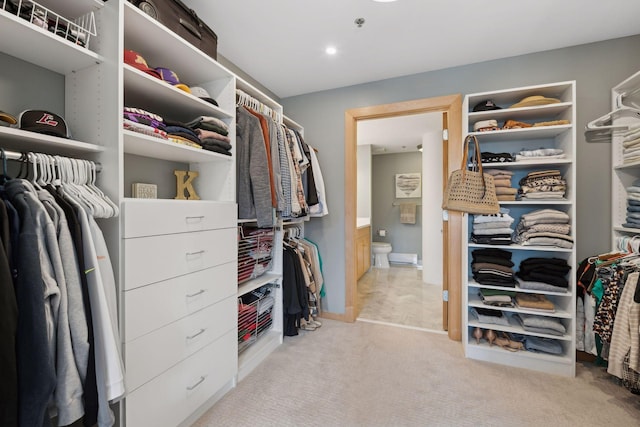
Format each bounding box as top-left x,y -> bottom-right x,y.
1,149 -> 102,172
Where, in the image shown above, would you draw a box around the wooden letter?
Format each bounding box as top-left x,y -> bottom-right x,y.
174,170 -> 201,200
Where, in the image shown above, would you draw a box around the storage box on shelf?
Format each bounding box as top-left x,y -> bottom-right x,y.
462,81 -> 577,377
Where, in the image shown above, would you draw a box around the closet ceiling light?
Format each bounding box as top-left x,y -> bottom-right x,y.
417,144 -> 422,152
325,46 -> 337,55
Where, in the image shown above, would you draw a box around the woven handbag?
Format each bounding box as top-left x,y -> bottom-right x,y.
442,134 -> 500,214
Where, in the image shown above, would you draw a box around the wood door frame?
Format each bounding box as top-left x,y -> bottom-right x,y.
344,95 -> 463,341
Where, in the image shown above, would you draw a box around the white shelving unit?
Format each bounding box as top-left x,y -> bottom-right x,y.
234,76 -> 285,381
462,81 -> 577,377
610,71 -> 640,248
1,1 -> 310,425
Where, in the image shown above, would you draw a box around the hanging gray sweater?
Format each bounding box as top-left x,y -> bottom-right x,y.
236,107 -> 274,228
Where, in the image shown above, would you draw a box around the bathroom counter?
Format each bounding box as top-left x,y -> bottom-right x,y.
356,225 -> 371,279
357,217 -> 371,229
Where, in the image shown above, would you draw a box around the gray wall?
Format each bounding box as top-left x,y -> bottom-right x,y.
372,152 -> 422,258
281,34 -> 640,315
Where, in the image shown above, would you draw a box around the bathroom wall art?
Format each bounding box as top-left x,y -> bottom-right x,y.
395,173 -> 422,198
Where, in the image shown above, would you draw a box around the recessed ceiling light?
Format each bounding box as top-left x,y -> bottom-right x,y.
325,46 -> 337,55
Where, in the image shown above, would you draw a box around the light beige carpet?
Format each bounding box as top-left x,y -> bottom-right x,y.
357,265 -> 443,331
192,320 -> 640,427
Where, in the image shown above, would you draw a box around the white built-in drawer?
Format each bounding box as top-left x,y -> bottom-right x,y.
123,227 -> 236,290
125,329 -> 237,427
122,199 -> 236,238
125,295 -> 236,392
123,262 -> 236,342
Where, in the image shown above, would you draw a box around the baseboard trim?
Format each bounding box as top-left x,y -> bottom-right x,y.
319,311 -> 353,322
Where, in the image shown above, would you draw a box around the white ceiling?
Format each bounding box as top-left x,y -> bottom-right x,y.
184,0 -> 640,99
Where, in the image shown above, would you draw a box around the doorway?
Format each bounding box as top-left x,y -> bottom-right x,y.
344,95 -> 463,341
356,112 -> 443,331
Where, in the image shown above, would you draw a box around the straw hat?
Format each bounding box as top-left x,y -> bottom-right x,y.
509,95 -> 560,109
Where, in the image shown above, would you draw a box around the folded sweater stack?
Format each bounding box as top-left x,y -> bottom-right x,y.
515,208 -> 573,249
471,209 -> 514,245
622,126 -> 640,164
471,248 -> 517,288
515,257 -> 571,292
624,179 -> 640,229
485,168 -> 517,201
517,169 -> 566,200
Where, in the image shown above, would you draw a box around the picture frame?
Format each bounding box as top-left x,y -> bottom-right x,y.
395,173 -> 421,198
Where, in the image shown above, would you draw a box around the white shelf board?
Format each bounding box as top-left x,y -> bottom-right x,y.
37,0 -> 105,19
0,125 -> 103,155
283,115 -> 303,132
467,321 -> 572,342
237,329 -> 282,382
123,129 -> 233,163
0,8 -> 102,74
467,280 -> 570,297
238,273 -> 281,296
124,3 -> 232,85
468,102 -> 573,122
468,243 -> 573,252
614,160 -> 640,170
613,226 -> 640,233
465,337 -> 575,377
482,159 -> 572,169
124,65 -> 233,122
499,200 -> 571,205
470,125 -> 572,142
468,293 -> 571,319
467,81 -> 574,107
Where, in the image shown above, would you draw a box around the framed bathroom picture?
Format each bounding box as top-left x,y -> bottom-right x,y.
395,173 -> 422,198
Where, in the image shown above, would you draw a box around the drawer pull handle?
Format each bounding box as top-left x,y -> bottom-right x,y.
186,250 -> 205,256
186,376 -> 205,391
186,328 -> 206,340
186,289 -> 206,298
186,215 -> 205,221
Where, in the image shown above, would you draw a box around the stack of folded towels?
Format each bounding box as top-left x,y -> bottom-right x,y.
471,209 -> 514,245
624,179 -> 640,229
517,169 -> 566,200
515,257 -> 571,293
515,208 -> 573,249
485,169 -> 517,201
471,248 -> 517,288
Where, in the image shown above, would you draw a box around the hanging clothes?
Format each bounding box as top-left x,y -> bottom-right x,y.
236,106 -> 274,228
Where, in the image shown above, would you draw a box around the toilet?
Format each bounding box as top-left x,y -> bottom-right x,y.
371,242 -> 392,268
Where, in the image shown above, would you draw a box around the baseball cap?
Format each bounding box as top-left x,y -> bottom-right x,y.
19,110 -> 70,138
190,86 -> 219,106
472,99 -> 502,112
154,67 -> 191,93
124,49 -> 161,79
0,111 -> 17,127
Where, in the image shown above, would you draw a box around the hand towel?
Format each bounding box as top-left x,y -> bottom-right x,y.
400,203 -> 417,224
